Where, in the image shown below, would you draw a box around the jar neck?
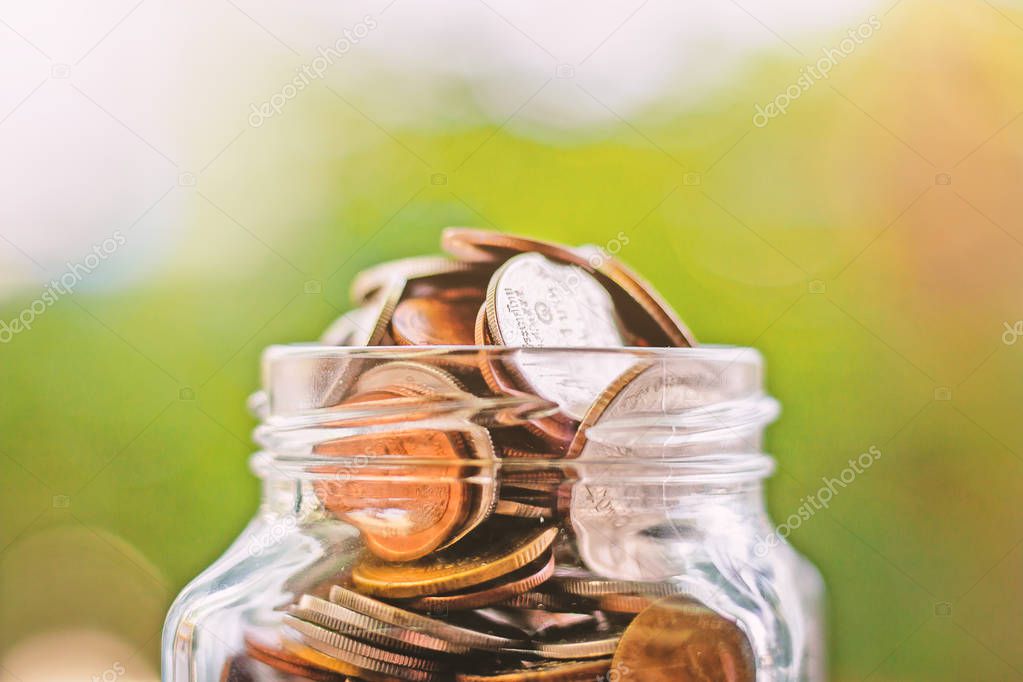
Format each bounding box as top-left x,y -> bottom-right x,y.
251,452 -> 776,521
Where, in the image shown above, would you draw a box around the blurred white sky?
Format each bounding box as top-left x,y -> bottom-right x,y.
0,0 -> 878,298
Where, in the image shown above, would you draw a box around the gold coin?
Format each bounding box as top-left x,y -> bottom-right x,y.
454,659 -> 612,682
351,522 -> 559,598
610,596 -> 756,682
401,551 -> 555,611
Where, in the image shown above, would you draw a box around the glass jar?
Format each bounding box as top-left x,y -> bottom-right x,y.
163,346 -> 825,681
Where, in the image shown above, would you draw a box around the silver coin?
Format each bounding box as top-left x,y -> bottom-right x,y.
486,253 -> 633,420
531,631 -> 622,660
321,280 -> 403,347
290,594 -> 469,655
550,575 -> 691,598
349,256 -> 474,305
568,357 -> 769,458
282,616 -> 439,681
328,585 -> 524,652
319,306 -> 377,346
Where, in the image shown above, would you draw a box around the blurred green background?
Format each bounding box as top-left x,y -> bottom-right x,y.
2,1 -> 1022,680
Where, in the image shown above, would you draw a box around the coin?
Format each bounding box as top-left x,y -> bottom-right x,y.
284,615 -> 443,671
484,253 -> 624,349
320,306 -> 379,346
243,634 -> 344,681
498,591 -> 591,613
392,296 -> 480,346
566,357 -> 758,458
401,551 -> 556,611
222,654 -> 341,682
610,595 -> 756,682
354,360 -> 471,397
351,522 -> 559,598
531,628 -> 622,660
326,360 -> 500,553
323,280 -> 403,347
454,659 -> 612,682
312,430 -> 471,562
328,585 -> 524,651
576,244 -> 696,348
350,256 -> 479,305
495,499 -> 555,519
442,229 -> 592,268
484,253 -> 634,421
290,594 -> 470,655
595,593 -> 655,614
281,634 -> 437,682
564,361 -> 650,459
550,576 -> 690,599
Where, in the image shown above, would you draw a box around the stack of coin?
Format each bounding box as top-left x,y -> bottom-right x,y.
228,230 -> 757,681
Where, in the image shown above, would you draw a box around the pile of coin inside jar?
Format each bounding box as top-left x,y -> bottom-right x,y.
225,229 -> 756,681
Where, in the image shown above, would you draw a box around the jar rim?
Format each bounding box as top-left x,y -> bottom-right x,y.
262,343 -> 766,363
252,344 -> 778,471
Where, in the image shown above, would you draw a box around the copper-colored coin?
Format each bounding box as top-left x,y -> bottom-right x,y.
442,228 -> 592,268
351,522 -> 559,598
576,245 -> 696,348
401,269 -> 492,302
238,636 -> 346,682
455,659 -> 612,682
392,296 -> 480,346
222,655 -> 332,682
610,596 -> 756,682
402,551 -> 556,611
313,430 -> 470,562
499,446 -> 564,460
281,636 -> 436,682
328,585 -> 524,651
